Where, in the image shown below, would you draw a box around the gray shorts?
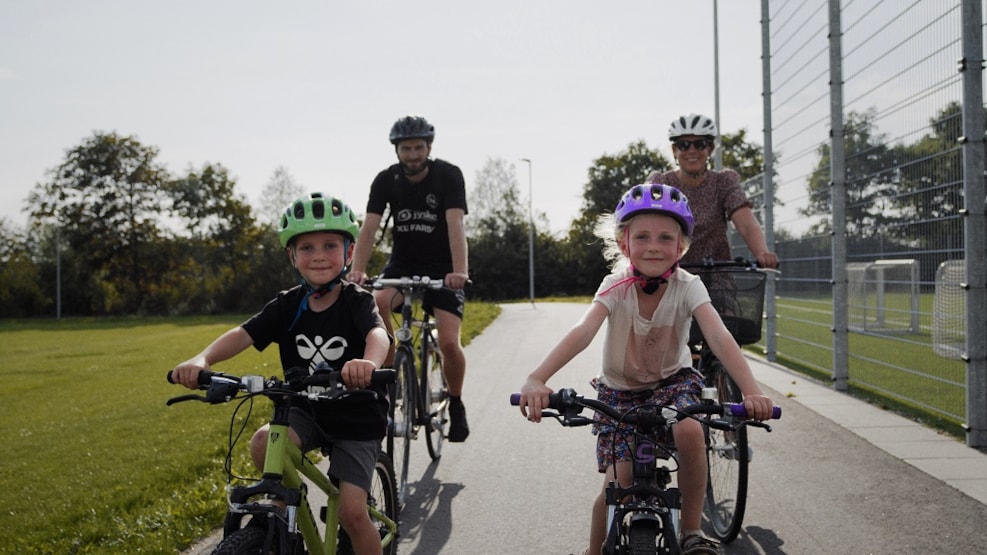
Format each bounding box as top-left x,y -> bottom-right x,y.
289,407 -> 380,493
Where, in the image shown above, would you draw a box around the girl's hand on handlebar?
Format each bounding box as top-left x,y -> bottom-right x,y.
743,394 -> 776,421
341,359 -> 377,389
518,378 -> 553,423
444,272 -> 469,290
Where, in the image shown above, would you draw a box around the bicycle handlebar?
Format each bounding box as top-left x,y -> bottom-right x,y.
680,256 -> 781,275
509,388 -> 781,429
366,275 -> 447,291
166,367 -> 397,406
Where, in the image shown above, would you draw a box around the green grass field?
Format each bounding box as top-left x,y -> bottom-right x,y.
0,302 -> 501,554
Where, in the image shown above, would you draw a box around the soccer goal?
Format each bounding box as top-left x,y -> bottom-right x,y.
847,259 -> 920,334
933,259 -> 966,360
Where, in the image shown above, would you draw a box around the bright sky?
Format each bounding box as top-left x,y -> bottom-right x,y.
1,1 -> 767,234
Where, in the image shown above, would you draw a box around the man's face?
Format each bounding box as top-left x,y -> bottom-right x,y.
396,139 -> 431,176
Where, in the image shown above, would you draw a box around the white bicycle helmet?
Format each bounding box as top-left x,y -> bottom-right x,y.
667,113 -> 718,140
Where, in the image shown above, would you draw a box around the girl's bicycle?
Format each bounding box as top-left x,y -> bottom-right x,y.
510,388 -> 780,555
166,367 -> 399,555
681,257 -> 778,542
366,275 -> 450,507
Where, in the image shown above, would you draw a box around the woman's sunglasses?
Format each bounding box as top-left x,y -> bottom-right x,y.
672,139 -> 713,151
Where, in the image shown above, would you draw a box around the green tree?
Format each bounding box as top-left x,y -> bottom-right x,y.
25,131 -> 169,314
0,218 -> 48,316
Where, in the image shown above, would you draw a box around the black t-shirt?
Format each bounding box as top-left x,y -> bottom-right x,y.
241,282 -> 388,440
367,158 -> 468,278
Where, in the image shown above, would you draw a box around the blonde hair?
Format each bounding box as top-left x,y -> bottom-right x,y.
593,212 -> 692,273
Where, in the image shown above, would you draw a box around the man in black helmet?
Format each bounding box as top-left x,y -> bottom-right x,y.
349,115 -> 471,442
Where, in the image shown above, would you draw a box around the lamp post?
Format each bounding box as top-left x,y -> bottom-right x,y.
520,158 -> 534,306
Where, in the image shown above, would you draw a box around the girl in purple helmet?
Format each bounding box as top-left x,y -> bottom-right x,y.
516,184 -> 774,555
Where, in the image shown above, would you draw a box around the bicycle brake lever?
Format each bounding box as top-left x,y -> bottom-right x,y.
166,393 -> 208,406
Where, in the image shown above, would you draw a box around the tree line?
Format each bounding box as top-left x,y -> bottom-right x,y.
1,129 -> 771,317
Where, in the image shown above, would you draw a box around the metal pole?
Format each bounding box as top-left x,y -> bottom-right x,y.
960,0 -> 986,447
828,0 -> 849,392
760,0 -> 776,361
520,158 -> 535,306
713,0 -> 722,170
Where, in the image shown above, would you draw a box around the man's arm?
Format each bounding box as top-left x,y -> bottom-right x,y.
445,208 -> 469,289
348,212 -> 383,284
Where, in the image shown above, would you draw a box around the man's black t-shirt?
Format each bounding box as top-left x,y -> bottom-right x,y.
367,158 -> 468,278
241,282 -> 388,440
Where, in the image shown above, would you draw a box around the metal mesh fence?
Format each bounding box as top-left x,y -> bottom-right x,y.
739,0 -> 983,434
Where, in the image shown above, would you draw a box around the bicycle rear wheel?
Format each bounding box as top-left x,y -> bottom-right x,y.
388,346 -> 416,508
703,357 -> 749,542
370,451 -> 399,555
422,330 -> 448,460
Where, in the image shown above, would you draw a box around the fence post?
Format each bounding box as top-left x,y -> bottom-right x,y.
828,0 -> 849,392
760,0 -> 777,362
960,0 -> 987,448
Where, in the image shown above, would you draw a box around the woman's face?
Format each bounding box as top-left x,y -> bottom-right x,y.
672,134 -> 714,174
620,213 -> 683,278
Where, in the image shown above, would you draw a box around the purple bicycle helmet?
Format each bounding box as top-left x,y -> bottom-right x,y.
614,183 -> 695,236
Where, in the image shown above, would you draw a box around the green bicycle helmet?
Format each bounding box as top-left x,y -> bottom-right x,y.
278,192 -> 360,248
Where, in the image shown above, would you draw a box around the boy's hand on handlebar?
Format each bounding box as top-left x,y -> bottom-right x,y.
444,272 -> 469,290
171,359 -> 207,390
518,378 -> 553,423
743,394 -> 775,421
341,359 -> 377,389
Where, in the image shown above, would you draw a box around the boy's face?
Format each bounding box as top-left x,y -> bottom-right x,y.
288,231 -> 352,286
395,138 -> 431,176
620,213 -> 683,278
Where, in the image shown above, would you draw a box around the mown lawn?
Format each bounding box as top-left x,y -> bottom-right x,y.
0,302 -> 501,554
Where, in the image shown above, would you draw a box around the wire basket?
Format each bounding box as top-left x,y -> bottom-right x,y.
689,267 -> 767,346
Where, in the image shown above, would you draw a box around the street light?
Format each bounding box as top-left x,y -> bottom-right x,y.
520,158 -> 534,306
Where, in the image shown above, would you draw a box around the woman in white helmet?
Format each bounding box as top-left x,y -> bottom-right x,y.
647,113 -> 778,269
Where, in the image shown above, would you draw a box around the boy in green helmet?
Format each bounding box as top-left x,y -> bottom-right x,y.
171,192 -> 391,555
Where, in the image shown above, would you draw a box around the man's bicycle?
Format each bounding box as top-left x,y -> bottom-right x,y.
681,257 -> 778,542
366,276 -> 450,507
510,388 -> 780,554
166,367 -> 399,555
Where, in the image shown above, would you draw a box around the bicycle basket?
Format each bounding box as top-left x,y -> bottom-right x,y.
689,268 -> 767,346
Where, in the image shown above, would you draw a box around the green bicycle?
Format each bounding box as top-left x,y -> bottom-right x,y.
167,367 -> 399,554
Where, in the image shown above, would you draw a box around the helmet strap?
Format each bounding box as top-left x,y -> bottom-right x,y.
287,238 -> 351,330
631,264 -> 677,295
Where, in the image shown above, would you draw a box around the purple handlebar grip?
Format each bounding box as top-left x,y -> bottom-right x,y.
724,402 -> 782,419
510,393 -> 521,406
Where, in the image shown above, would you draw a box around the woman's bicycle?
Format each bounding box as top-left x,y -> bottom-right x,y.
366,276 -> 450,507
510,388 -> 780,554
681,257 -> 778,542
166,367 -> 399,555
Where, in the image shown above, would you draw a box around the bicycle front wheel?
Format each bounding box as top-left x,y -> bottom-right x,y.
370,451 -> 399,555
627,519 -> 660,555
422,331 -> 448,460
389,345 -> 416,508
703,358 -> 750,543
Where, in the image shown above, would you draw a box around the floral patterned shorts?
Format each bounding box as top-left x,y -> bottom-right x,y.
591,368 -> 704,473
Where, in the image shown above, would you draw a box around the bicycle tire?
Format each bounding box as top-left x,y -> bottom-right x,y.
703,358 -> 749,543
389,346 -> 416,508
422,330 -> 448,460
370,451 -> 400,555
627,518 -> 660,555
211,526 -> 282,555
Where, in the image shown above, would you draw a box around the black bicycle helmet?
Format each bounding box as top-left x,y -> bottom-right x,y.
389,115 -> 435,145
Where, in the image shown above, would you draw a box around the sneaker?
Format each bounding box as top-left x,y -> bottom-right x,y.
447,398 -> 470,442
680,533 -> 720,555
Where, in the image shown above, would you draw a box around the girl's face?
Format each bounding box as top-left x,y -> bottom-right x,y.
288,231 -> 352,286
619,213 -> 683,278
672,134 -> 713,174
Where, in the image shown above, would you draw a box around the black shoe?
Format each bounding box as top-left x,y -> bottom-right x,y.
448,398 -> 470,442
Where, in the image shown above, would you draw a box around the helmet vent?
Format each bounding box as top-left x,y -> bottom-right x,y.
312,200 -> 325,220
331,199 -> 343,217
293,202 -> 305,220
